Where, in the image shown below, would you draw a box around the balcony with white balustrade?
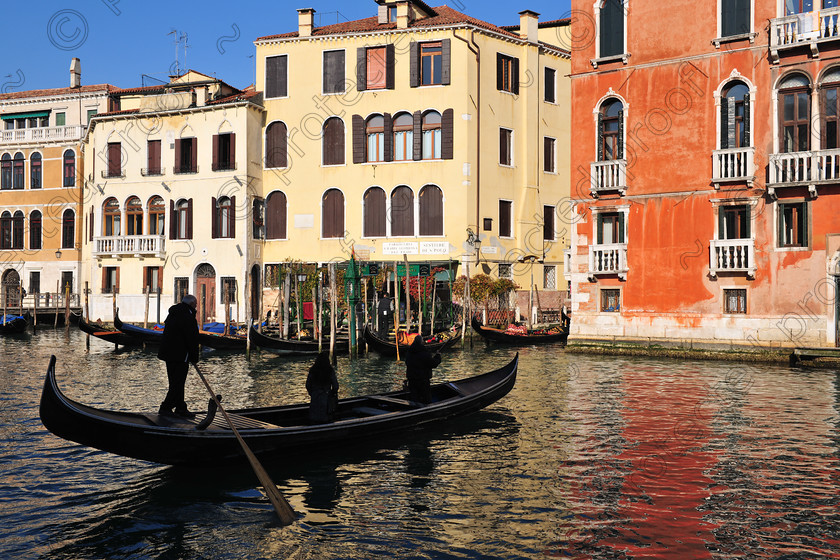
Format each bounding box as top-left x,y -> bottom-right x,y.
0,125 -> 86,146
93,235 -> 165,259
767,149 -> 840,198
709,238 -> 755,278
588,243 -> 628,281
712,147 -> 754,187
770,7 -> 840,61
590,160 -> 627,197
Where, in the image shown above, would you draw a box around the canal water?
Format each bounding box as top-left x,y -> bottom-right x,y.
1,328 -> 839,559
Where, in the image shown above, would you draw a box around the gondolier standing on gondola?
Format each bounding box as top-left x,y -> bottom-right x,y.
157,294 -> 200,418
405,336 -> 441,405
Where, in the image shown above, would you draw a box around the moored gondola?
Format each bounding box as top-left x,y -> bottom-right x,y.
248,324 -> 349,355
471,317 -> 568,345
113,310 -> 163,345
78,315 -> 141,347
363,325 -> 461,357
39,353 -> 518,466
115,310 -> 247,350
0,312 -> 30,335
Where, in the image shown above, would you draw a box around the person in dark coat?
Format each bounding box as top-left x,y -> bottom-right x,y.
306,352 -> 340,424
157,294 -> 200,417
405,336 -> 441,405
377,291 -> 394,334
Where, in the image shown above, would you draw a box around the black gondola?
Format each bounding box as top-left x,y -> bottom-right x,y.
471,317 -> 568,345
363,325 -> 461,357
78,315 -> 141,347
113,311 -> 163,345
0,312 -> 30,334
248,324 -> 349,355
39,353 -> 518,466
115,310 -> 247,350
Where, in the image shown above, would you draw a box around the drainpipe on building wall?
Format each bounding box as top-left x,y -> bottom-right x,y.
453,29 -> 481,240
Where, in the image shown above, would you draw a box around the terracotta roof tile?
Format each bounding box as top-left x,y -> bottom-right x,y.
0,84 -> 117,101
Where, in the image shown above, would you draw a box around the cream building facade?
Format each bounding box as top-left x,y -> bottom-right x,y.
0,59 -> 113,308
254,0 -> 571,301
81,71 -> 265,324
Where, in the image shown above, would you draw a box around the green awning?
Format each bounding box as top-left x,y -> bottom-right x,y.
1,111 -> 50,121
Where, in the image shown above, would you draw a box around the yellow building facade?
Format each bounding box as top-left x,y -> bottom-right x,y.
254,1 -> 571,304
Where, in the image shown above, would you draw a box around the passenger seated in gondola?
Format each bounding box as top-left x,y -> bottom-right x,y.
306,352 -> 339,424
405,336 -> 441,405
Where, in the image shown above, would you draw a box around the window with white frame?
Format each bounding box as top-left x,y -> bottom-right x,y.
598,0 -> 626,59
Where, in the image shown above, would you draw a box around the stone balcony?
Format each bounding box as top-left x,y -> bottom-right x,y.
767,149 -> 840,198
712,147 -> 754,187
770,7 -> 840,61
588,243 -> 628,280
0,125 -> 85,146
590,159 -> 627,197
709,238 -> 755,278
93,235 -> 165,258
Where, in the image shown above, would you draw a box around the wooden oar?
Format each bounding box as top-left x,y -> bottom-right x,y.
192,364 -> 296,525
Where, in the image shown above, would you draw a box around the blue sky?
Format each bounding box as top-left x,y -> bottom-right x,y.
2,0 -> 572,94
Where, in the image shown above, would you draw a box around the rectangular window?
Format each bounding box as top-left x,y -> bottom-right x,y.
29,271 -> 40,295
144,266 -> 161,294
600,0 -> 625,58
367,47 -> 387,90
499,263 -> 512,279
107,142 -> 121,177
213,133 -> 235,171
55,112 -> 66,126
421,42 -> 443,86
781,89 -> 810,153
601,289 -> 621,312
174,277 -> 189,303
778,201 -> 808,247
723,288 -> 747,313
175,138 -> 197,174
266,55 -> 288,98
500,128 -> 512,166
499,200 -> 513,238
264,264 -> 281,288
146,140 -> 161,175
497,53 -> 519,93
545,68 -> 556,103
87,110 -> 97,124
61,271 -> 74,295
544,137 -> 556,172
102,267 -> 118,294
597,212 -> 625,244
544,205 -> 555,241
719,205 -> 750,239
544,265 -> 557,290
721,0 -> 750,37
221,277 -> 237,304
323,50 -> 345,94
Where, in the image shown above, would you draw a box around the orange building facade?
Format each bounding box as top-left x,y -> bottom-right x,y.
569,0 -> 840,348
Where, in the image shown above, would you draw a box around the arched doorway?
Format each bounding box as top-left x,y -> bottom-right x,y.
1,269 -> 22,308
195,264 -> 216,326
250,264 -> 261,322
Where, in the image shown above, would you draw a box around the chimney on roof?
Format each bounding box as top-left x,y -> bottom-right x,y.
378,2 -> 389,24
70,58 -> 81,88
396,1 -> 412,29
519,10 -> 539,44
298,8 -> 315,37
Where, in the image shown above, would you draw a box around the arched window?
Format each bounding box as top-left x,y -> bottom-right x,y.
0,211 -> 10,249
212,196 -> 235,238
392,112 -> 413,161
30,153 -> 41,189
265,121 -> 288,168
266,191 -> 287,240
422,111 -> 442,159
0,154 -> 10,189
29,210 -> 42,250
322,189 -> 344,238
821,68 -> 840,149
390,186 -> 414,237
721,81 -> 750,149
366,115 -> 385,162
598,99 -> 624,161
126,196 -> 143,236
148,196 -> 165,235
778,73 -> 810,153
323,117 -> 345,166
11,211 -> 23,249
419,185 -> 443,236
103,197 -> 121,237
12,153 -> 24,189
363,187 -> 386,237
63,150 -> 75,187
62,209 -> 75,248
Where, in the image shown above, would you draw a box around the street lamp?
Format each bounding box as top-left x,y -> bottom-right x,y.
55,249 -> 62,259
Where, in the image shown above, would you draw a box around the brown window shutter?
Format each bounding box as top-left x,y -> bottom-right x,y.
230,195 -> 236,238
356,48 -> 367,91
115,267 -> 120,293
191,139 -> 197,172
187,199 -> 193,239
441,109 -> 454,160
174,139 -> 182,172
413,111 -> 422,160
383,113 -> 393,162
419,185 -> 443,236
228,133 -> 236,169
157,267 -> 163,292
211,197 -> 218,239
169,199 -> 176,239
496,54 -> 504,90
409,42 -> 419,87
386,44 -> 395,90
352,115 -> 365,164
101,267 -> 107,293
108,143 -> 121,176
512,57 -> 520,95
89,206 -> 94,242
212,135 -> 219,171
441,39 -> 451,85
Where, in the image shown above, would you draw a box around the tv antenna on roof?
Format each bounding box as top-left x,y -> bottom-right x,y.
167,30 -> 190,77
